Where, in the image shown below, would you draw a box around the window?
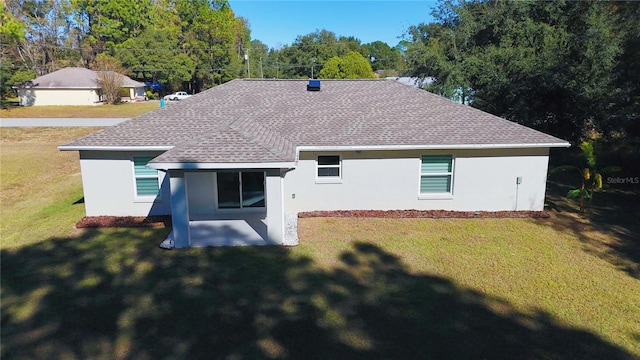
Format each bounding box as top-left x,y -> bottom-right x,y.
217,172 -> 265,209
317,155 -> 341,178
420,155 -> 453,194
133,156 -> 159,197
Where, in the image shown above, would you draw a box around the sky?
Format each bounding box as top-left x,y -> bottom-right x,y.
228,1 -> 437,49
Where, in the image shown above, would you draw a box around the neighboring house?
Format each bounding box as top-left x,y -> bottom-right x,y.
59,79 -> 569,248
14,67 -> 145,106
386,76 -> 434,88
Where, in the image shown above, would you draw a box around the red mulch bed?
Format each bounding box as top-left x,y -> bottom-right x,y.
76,215 -> 171,228
76,211 -> 549,228
298,210 -> 550,219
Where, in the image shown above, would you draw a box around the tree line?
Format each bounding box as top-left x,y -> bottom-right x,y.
246,30 -> 404,80
1,0 -> 252,94
403,0 -> 639,146
1,1 -> 403,96
2,0 -> 638,145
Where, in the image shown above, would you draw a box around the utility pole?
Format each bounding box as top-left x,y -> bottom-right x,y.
244,52 -> 250,78
311,58 -> 316,79
276,60 -> 279,79
260,57 -> 264,79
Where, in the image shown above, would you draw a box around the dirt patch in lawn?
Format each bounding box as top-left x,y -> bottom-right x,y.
76,216 -> 171,228
298,210 -> 550,219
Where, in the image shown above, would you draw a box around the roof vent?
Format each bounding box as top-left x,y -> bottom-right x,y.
307,79 -> 321,91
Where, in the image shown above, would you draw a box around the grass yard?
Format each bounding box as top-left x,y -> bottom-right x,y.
0,101 -> 160,118
1,128 -> 639,359
0,127 -> 102,248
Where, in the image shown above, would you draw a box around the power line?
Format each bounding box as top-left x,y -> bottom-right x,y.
0,42 -> 404,53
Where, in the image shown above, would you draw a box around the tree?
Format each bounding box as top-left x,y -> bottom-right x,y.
1,3 -> 27,99
608,1 -> 640,143
404,14 -> 475,103
92,54 -> 126,104
278,30 -> 357,78
246,39 -> 270,78
362,41 -> 404,72
337,35 -> 363,54
318,51 -> 375,79
174,0 -> 243,91
403,0 -> 630,143
230,16 -> 251,79
116,27 -> 194,93
550,141 -> 621,214
5,0 -> 75,75
72,0 -> 154,49
0,3 -> 25,41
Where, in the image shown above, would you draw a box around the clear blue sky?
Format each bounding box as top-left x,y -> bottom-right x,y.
228,1 -> 437,49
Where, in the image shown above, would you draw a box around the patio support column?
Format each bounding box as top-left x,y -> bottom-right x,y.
265,169 -> 284,245
169,170 -> 190,248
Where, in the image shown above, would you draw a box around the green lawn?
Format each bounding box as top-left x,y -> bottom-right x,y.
1,128 -> 639,359
0,101 -> 160,118
0,127 -> 101,248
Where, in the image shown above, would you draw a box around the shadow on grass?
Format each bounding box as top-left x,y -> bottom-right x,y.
1,228 -> 634,359
545,178 -> 640,279
1,99 -> 19,110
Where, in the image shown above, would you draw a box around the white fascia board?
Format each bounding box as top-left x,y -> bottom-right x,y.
148,162 -> 296,170
296,142 -> 570,152
14,86 -> 101,90
58,145 -> 173,151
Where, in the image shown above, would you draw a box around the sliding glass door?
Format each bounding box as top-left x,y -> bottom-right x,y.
216,172 -> 265,209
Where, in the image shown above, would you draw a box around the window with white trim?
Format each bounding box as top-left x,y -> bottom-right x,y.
133,156 -> 159,197
420,155 -> 453,194
317,155 -> 341,178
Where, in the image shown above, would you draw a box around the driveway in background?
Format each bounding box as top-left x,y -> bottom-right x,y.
0,118 -> 129,127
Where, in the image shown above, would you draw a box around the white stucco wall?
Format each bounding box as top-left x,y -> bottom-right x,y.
265,169 -> 285,245
79,151 -> 170,216
185,172 -> 216,218
18,89 -> 102,106
77,147 -> 550,222
184,170 -> 284,245
283,148 -> 551,213
169,170 -> 190,248
125,86 -> 146,100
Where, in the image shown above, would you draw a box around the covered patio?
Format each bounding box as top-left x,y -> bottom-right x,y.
189,214 -> 269,247
161,168 -> 292,248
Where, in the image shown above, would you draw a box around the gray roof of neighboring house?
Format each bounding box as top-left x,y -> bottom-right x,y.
386,76 -> 434,88
61,79 -> 569,164
15,67 -> 144,89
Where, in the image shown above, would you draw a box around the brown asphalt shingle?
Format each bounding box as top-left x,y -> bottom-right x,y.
62,79 -> 568,164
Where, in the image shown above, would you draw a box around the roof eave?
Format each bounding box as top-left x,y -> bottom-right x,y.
148,161 -> 297,170
15,86 -> 101,90
296,143 -> 570,152
58,145 -> 173,151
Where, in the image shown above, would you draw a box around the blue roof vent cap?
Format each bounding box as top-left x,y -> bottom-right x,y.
307,79 -> 321,91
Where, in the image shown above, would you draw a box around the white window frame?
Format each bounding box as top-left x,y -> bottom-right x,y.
418,155 -> 454,200
132,156 -> 161,202
316,155 -> 342,184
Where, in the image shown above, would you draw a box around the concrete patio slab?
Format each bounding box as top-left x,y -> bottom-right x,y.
189,218 -> 268,247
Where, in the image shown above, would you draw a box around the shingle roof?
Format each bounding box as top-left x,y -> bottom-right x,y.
62,79 -> 569,164
16,67 -> 144,89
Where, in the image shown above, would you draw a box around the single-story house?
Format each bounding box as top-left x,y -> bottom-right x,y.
386,76 -> 434,88
14,67 -> 145,106
59,79 -> 569,248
